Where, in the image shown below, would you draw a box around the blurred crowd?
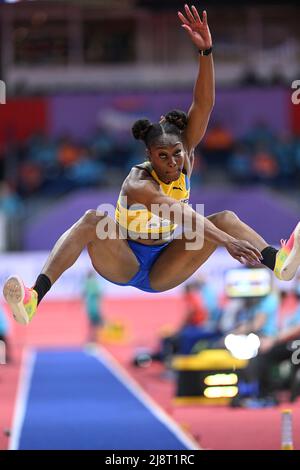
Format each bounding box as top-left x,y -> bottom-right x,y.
203,121 -> 300,188
0,126 -> 141,202
0,120 -> 300,214
135,270 -> 300,407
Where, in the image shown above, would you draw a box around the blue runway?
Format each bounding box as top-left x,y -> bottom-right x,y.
11,348 -> 197,450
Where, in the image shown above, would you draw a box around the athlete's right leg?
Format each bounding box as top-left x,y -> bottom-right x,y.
3,210 -> 139,324
41,209 -> 139,285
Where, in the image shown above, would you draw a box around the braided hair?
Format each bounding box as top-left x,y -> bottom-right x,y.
132,109 -> 188,148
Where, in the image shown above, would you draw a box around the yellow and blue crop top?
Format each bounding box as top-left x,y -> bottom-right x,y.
115,162 -> 190,238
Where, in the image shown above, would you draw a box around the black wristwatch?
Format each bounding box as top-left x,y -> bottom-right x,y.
198,46 -> 213,56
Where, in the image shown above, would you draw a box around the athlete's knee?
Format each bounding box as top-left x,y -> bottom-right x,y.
81,209 -> 106,226
78,209 -> 107,240
208,210 -> 239,228
220,210 -> 239,223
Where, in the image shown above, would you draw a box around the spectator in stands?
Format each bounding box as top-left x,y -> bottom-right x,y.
182,280 -> 208,327
0,182 -> 24,250
82,271 -> 104,344
175,279 -> 222,354
252,144 -> 279,186
149,279 -> 219,363
0,182 -> 23,217
273,132 -> 294,187
57,135 -> 79,168
19,162 -> 44,196
242,299 -> 300,405
232,278 -> 300,406
194,275 -> 221,330
26,131 -> 57,169
219,290 -> 280,347
201,121 -> 234,166
66,146 -> 105,188
227,143 -> 253,185
242,120 -> 275,150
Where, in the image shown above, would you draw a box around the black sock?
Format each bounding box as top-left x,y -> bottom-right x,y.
33,274 -> 52,305
260,246 -> 278,271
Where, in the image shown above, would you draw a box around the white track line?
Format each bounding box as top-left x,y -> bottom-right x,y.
9,349 -> 36,450
86,345 -> 200,450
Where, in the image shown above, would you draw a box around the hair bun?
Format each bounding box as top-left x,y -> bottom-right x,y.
165,109 -> 188,130
132,119 -> 153,141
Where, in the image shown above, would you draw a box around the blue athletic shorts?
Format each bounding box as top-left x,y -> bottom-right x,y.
106,239 -> 170,293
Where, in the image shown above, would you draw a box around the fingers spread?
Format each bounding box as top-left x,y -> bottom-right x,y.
242,241 -> 262,261
181,24 -> 193,36
177,11 -> 190,25
191,5 -> 202,23
251,250 -> 262,262
244,251 -> 261,263
184,4 -> 196,23
246,242 -> 262,259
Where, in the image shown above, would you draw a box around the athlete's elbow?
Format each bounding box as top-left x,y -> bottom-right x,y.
194,95 -> 215,111
204,98 -> 215,112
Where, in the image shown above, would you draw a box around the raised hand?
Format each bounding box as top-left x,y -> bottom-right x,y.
178,5 -> 212,50
225,239 -> 262,265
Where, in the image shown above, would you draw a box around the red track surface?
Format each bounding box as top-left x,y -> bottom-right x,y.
1,298 -> 299,450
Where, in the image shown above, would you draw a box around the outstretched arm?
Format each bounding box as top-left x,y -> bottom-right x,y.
178,6 -> 214,170
127,178 -> 262,265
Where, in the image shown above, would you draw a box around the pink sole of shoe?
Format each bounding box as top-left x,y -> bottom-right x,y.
3,275 -> 29,325
280,222 -> 300,281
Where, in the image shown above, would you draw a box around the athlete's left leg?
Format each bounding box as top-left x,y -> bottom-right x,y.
214,210 -> 300,281
149,212 -> 225,292
149,210 -> 300,291
149,235 -> 216,292
207,210 -> 268,251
